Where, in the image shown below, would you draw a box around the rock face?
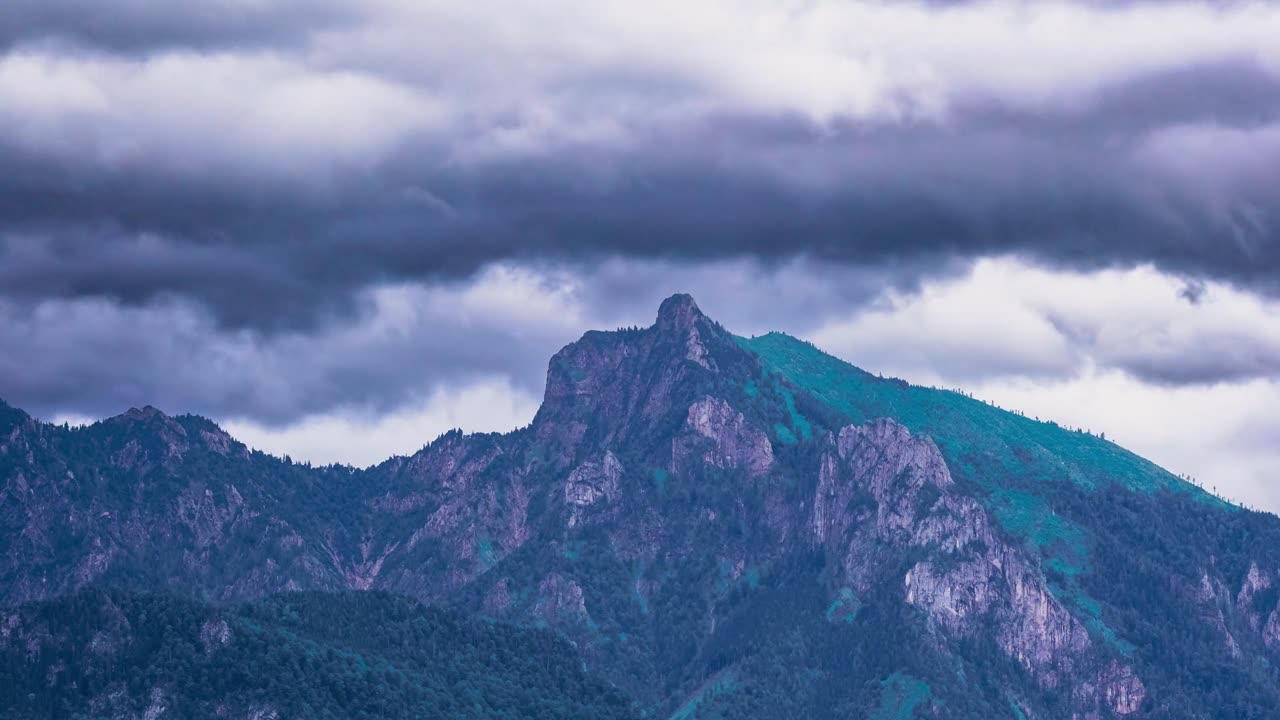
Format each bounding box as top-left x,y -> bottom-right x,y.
677,397 -> 773,476
812,419 -> 1140,714
5,294 -> 1280,719
565,452 -> 623,528
1265,607 -> 1280,650
1237,563 -> 1272,625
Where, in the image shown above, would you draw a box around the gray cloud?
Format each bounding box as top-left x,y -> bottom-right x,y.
4,83 -> 1279,332
2,0 -> 1280,424
0,0 -> 352,54
810,259 -> 1280,390
0,257 -> 935,425
0,283 -> 558,425
3,10 -> 1280,307
1,51 -> 1278,326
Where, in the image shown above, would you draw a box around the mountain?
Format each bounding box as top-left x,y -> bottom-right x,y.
0,588 -> 636,720
5,293 -> 1280,719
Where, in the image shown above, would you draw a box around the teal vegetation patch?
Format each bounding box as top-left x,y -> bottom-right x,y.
870,673 -> 931,720
716,559 -> 762,593
780,387 -> 813,441
669,670 -> 738,720
739,332 -> 1211,500
476,538 -> 498,569
632,564 -> 651,616
1050,581 -> 1137,654
990,489 -> 1133,650
773,423 -> 798,445
825,587 -> 860,624
653,468 -> 669,494
989,489 -> 1089,576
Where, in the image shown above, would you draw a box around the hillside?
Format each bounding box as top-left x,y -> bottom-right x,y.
0,589 -> 636,720
4,294 -> 1280,719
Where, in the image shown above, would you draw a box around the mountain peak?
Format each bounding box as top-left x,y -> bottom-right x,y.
655,293 -> 704,332
116,405 -> 168,423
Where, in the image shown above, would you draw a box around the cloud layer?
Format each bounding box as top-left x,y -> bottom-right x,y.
2,0 -> 1280,330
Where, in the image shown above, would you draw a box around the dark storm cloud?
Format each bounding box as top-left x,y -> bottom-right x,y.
0,286 -> 560,425
4,57 -> 1280,331
1113,351 -> 1280,386
0,0 -> 352,54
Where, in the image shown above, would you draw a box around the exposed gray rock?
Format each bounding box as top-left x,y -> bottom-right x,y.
1198,571 -> 1242,658
199,619 -> 232,654
1264,603 -> 1280,650
814,419 -> 951,544
565,451 -> 623,528
535,573 -> 590,626
1079,660 -> 1147,717
484,576 -> 514,614
658,295 -> 716,370
676,396 -> 773,476
142,686 -> 168,720
1237,562 -> 1273,631
814,419 -> 1117,695
325,536 -> 400,591
199,428 -> 247,458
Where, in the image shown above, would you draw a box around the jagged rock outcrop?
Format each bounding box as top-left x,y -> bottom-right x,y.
565,451 -> 623,527
675,397 -> 773,476
534,572 -> 592,625
199,618 -> 232,653
1078,661 -> 1147,717
814,419 -> 1115,697
1264,604 -> 1280,650
1232,561 -> 1280,654
1198,571 -> 1243,658
1237,563 -> 1272,620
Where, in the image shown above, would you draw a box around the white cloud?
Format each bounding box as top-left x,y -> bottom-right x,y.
801,257 -> 1280,512
0,262 -> 589,424
6,0 -> 1280,171
335,0 -> 1280,123
971,372 -> 1280,514
807,258 -> 1280,386
0,50 -> 444,180
224,377 -> 540,467
808,262 -> 1084,384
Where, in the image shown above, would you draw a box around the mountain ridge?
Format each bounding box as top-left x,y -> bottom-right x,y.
4,293 -> 1280,719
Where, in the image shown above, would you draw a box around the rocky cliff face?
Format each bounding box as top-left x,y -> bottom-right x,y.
4,294 -> 1280,719
811,419 -> 1141,716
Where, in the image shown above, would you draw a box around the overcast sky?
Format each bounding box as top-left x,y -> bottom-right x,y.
2,0 -> 1278,512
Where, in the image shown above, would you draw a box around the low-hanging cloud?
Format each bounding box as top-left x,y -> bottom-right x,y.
0,258 -> 924,424
810,259 -> 1280,388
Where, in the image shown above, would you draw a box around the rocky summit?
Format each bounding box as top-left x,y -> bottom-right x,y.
4,294 -> 1280,719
